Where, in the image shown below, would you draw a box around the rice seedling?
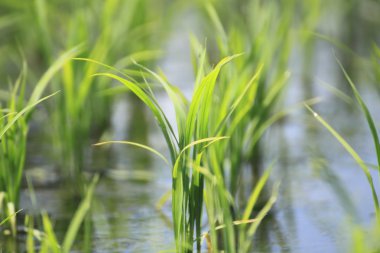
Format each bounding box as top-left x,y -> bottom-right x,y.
189,1 -> 328,250
35,0 -> 172,186
197,0 -> 293,198
1,0 -> 379,251
0,47 -> 80,234
85,1 -> 322,251
91,56 -> 237,252
0,0 -> 172,189
79,39 -> 280,251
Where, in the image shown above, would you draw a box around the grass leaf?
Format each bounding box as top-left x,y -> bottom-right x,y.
94,140 -> 169,165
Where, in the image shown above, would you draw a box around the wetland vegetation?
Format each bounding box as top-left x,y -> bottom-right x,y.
1,0 -> 380,252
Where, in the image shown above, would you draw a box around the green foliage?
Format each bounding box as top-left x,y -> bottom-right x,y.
2,0 -> 379,252
1,0 -> 173,187
189,2 -> 297,250
87,44 -> 279,251
0,47 -> 76,233
50,0 -> 155,181
92,55 -> 240,252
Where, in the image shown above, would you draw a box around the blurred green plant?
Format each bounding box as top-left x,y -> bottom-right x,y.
44,0 -> 173,186
0,0 -> 172,189
0,47 -> 79,235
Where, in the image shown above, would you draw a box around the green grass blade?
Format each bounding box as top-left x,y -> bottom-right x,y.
41,213 -> 61,253
305,105 -> 380,219
244,182 -> 280,250
337,59 -> 380,177
0,91 -> 59,139
94,140 -> 169,165
173,136 -> 229,178
185,54 -> 242,145
115,50 -> 162,67
133,61 -> 188,140
62,175 -> 99,253
0,209 -> 22,226
214,64 -> 262,136
74,57 -> 129,78
242,162 -> 274,220
93,72 -> 178,162
28,45 -> 82,105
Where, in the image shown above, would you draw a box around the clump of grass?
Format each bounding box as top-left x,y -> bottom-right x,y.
82,42 -> 278,251
40,0 -> 171,186
190,1 -> 327,250
183,2 -> 295,250
0,47 -> 79,235
198,0 -> 293,200
93,55 -> 239,252
0,0 -> 171,189
86,0 -> 311,250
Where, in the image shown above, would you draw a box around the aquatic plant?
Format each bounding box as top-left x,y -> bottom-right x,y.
0,0 -> 171,188
87,0 -> 317,250
94,56 -> 237,252
45,0 -> 171,185
80,42 -> 278,252
184,2 -> 295,250
0,47 -> 80,234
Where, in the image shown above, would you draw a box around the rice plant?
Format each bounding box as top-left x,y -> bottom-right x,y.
0,47 -> 80,234
0,0 -> 171,188
86,1 -> 318,250
196,0 -> 293,200
77,41 -> 279,252
95,56 -> 236,252
42,0 -> 171,185
188,2 -> 328,250
1,0 -> 379,252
